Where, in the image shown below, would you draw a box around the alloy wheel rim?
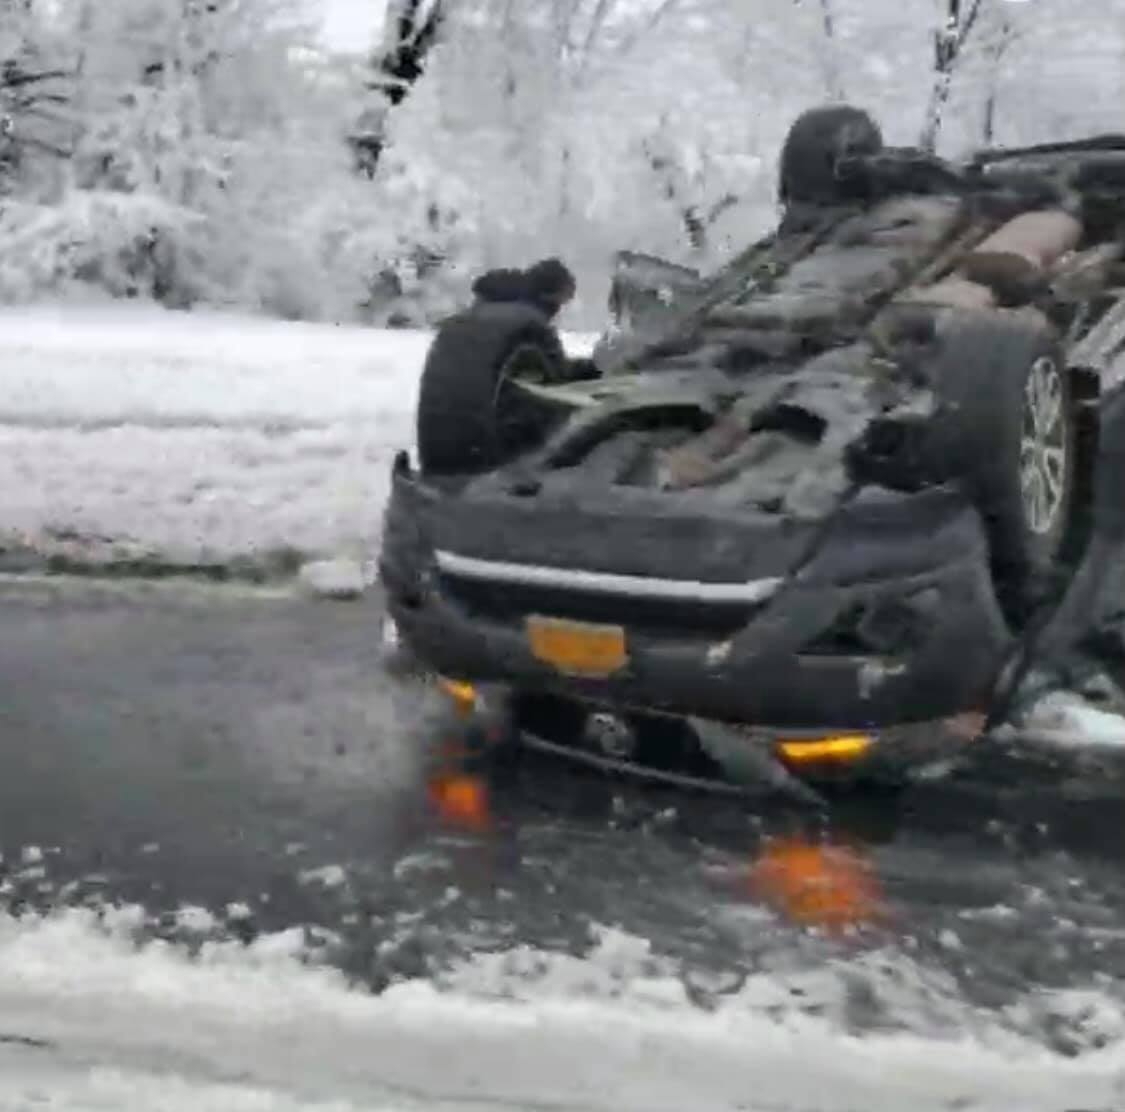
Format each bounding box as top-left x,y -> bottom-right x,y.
1019,355 -> 1068,536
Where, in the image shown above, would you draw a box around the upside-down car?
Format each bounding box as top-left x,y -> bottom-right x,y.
379,106 -> 1125,790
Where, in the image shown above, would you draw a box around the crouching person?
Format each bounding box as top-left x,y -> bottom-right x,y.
415,257 -> 598,475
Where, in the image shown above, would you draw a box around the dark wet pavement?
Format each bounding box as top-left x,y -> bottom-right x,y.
1,576 -> 1125,1052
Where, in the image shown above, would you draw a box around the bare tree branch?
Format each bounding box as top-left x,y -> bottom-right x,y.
551,0 -> 586,60
1,68 -> 69,89
576,0 -> 616,75
641,123 -> 710,252
613,0 -> 680,60
18,134 -> 69,157
981,14 -> 1015,145
921,0 -> 987,152
816,0 -> 843,101
789,0 -> 844,100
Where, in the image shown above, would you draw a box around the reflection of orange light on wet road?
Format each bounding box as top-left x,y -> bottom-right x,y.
437,677 -> 478,718
428,773 -> 491,833
750,838 -> 883,933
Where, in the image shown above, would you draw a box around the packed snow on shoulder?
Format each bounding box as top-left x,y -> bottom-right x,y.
0,302 -> 597,582
0,906 -> 1121,1111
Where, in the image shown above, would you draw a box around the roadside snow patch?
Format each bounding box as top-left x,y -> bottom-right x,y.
0,304 -> 596,577
298,558 -> 368,599
298,864 -> 349,890
1016,690 -> 1125,751
0,908 -> 1121,1110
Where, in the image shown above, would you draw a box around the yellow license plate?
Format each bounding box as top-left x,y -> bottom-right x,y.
526,615 -> 627,677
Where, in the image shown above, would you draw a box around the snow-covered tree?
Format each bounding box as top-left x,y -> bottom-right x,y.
0,0 -> 378,314
367,0 -> 924,322
0,1 -> 72,193
941,0 -> 1125,150
346,0 -> 443,177
364,0 -> 1125,326
0,0 -> 1121,326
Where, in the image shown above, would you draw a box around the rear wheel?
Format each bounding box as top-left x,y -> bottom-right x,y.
778,105 -> 884,207
925,314 -> 1077,622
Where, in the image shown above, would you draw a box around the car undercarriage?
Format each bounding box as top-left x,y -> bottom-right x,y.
380,107 -> 1125,788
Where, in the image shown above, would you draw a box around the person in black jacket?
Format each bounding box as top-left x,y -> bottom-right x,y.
470,257 -> 598,380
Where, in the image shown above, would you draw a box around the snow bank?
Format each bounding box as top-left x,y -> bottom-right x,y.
0,304 -> 428,430
0,907 -> 1121,1111
0,303 -> 597,577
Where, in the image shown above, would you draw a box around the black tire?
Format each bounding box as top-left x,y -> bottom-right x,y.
925,313 -> 1077,621
778,105 -> 883,207
416,303 -> 568,476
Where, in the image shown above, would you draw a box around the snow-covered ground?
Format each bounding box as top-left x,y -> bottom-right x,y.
0,304 -> 435,578
0,303 -> 600,579
0,906 -> 1122,1111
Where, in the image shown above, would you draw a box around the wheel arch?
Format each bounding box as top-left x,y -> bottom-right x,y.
1056,362 -> 1104,572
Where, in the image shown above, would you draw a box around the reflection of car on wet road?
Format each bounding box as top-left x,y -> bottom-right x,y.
379,105 -> 1125,789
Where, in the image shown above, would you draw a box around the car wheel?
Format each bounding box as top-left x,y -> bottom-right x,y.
778,105 -> 884,207
924,313 -> 1077,624
416,303 -> 568,476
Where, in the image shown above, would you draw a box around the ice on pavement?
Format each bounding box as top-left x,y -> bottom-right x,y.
298,556 -> 368,599
0,907 -> 1122,1111
1012,689 -> 1125,751
0,303 -> 595,575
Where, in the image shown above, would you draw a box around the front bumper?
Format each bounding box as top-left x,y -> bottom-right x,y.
416,673 -> 981,792
380,463 -> 1014,747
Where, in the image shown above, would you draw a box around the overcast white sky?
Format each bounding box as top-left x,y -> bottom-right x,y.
317,0 -> 386,52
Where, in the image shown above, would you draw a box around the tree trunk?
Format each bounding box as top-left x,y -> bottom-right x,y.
818,0 -> 844,102
350,0 -> 443,175
921,0 -> 985,152
980,17 -> 1013,146
376,0 -> 443,107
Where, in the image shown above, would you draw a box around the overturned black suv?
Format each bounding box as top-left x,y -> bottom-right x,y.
379,106 -> 1125,789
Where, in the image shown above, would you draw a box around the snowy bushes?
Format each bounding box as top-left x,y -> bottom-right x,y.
0,0 -> 386,318
0,192 -> 203,305
339,143 -> 484,326
0,0 -> 481,323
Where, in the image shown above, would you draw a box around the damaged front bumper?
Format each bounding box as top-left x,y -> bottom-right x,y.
380,459 -> 1018,783
414,671 -> 984,795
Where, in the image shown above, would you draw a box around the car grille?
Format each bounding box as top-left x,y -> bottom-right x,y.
439,574 -> 763,638
512,692 -> 723,777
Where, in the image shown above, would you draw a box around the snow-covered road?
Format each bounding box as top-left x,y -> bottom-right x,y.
0,577 -> 1122,1111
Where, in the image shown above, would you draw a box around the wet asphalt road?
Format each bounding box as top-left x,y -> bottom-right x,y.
2,575 -> 1125,1047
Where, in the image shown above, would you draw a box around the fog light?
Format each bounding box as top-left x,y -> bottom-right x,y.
776,734 -> 874,766
438,677 -> 478,718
